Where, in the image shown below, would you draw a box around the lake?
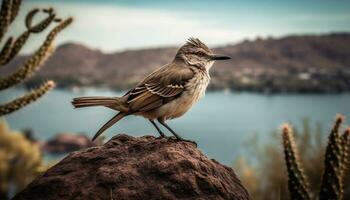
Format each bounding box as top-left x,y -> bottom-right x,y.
1,88 -> 350,165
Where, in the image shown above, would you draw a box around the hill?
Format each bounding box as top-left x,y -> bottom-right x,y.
2,33 -> 350,93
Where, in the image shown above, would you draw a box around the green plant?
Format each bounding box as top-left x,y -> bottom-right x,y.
282,115 -> 350,200
234,118 -> 350,200
0,0 -> 73,116
282,124 -> 311,200
318,116 -> 344,200
0,120 -> 47,199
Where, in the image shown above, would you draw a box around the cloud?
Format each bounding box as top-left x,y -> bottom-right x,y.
4,1 -> 350,54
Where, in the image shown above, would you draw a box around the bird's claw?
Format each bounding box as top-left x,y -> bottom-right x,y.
167,136 -> 197,147
181,139 -> 197,147
156,135 -> 169,139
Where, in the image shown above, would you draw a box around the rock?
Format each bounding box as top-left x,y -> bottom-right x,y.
43,133 -> 102,153
14,134 -> 250,200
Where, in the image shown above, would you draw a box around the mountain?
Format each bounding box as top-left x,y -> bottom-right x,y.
2,33 -> 350,93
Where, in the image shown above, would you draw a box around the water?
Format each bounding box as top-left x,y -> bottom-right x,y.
1,88 -> 350,165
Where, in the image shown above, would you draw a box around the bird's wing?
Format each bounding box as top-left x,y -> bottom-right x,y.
125,63 -> 194,112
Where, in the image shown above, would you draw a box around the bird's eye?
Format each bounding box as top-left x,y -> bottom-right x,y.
198,52 -> 206,56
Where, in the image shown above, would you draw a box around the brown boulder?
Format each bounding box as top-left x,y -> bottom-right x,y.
14,134 -> 250,200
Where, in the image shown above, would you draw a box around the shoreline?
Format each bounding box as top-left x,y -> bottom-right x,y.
21,83 -> 350,95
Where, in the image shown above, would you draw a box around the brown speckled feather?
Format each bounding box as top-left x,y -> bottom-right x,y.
125,61 -> 194,112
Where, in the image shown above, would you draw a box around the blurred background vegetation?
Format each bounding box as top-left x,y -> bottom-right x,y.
234,118 -> 350,200
0,120 -> 48,199
0,0 -> 71,198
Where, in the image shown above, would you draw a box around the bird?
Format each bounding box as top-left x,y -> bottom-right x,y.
72,38 -> 231,144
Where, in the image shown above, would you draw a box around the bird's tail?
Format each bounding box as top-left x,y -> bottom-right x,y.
92,112 -> 126,141
72,96 -> 128,112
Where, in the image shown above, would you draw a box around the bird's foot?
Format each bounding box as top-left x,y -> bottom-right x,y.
181,139 -> 197,147
156,135 -> 170,140
168,136 -> 197,147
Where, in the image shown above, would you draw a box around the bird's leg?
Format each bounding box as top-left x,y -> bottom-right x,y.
157,119 -> 183,140
157,118 -> 197,147
149,119 -> 166,138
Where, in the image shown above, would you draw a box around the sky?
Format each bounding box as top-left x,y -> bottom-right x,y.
5,0 -> 350,54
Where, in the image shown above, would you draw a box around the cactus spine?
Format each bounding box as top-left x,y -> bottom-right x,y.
0,0 -> 13,42
282,124 -> 311,200
340,128 -> 349,190
0,37 -> 13,65
0,0 -> 72,116
319,115 -> 344,200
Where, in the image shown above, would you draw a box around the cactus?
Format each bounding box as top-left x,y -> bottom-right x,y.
319,115 -> 344,200
282,124 -> 311,200
0,0 -> 72,116
26,8 -> 57,33
0,18 -> 73,90
9,0 -> 21,23
0,37 -> 13,66
1,31 -> 30,65
0,81 -> 55,116
282,115 -> 350,200
340,128 -> 349,189
0,0 -> 13,42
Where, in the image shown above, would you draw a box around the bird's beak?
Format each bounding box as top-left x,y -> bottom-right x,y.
210,54 -> 231,60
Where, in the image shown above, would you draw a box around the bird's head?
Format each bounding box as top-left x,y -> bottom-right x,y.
175,37 -> 231,70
